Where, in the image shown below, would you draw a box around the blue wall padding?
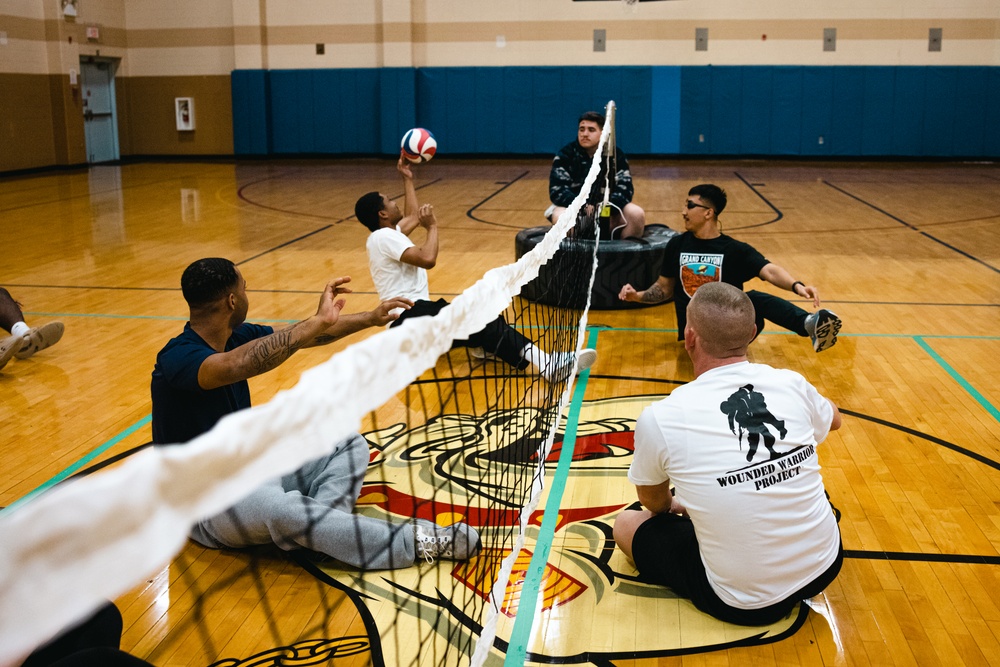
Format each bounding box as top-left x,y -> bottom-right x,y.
861,68 -> 895,156
231,70 -> 269,155
650,66 -> 680,153
987,68 -> 1000,156
830,69 -> 864,156
232,66 -> 999,158
679,66 -> 712,154
741,67 -> 773,155
709,67 -> 743,154
892,68 -> 926,156
378,68 -> 417,154
770,68 -> 803,155
800,67 -> 834,156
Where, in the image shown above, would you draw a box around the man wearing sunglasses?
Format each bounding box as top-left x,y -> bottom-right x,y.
618,184 -> 842,352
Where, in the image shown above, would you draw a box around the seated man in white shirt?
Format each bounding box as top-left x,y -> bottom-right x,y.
613,282 -> 843,625
354,157 -> 596,383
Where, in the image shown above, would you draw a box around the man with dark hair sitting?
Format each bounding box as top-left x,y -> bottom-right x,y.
619,183 -> 842,353
545,110 -> 646,240
150,257 -> 480,568
355,157 -> 597,382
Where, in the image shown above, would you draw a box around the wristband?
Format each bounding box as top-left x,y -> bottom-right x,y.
791,281 -> 805,293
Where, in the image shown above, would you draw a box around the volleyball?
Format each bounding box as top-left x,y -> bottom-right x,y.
401,128 -> 437,163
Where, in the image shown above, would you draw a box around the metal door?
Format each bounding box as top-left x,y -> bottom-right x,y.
81,59 -> 120,163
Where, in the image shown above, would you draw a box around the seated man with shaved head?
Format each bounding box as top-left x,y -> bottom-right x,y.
614,282 -> 843,626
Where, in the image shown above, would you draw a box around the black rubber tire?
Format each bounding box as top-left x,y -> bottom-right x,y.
514,224 -> 678,310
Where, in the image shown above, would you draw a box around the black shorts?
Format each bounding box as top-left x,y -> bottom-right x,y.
631,512 -> 843,626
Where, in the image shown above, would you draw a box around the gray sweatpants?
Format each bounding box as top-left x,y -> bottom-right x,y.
189,433 -> 416,569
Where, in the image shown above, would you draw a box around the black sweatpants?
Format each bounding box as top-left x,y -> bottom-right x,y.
391,298 -> 531,369
676,289 -> 809,340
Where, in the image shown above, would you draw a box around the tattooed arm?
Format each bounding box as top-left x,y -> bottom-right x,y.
197,279 -> 349,390
618,275 -> 675,304
302,297 -> 414,348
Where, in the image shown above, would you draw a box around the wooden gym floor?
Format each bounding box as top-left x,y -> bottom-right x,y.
1,158 -> 999,666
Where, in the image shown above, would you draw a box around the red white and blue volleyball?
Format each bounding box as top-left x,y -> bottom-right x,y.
401,128 -> 437,163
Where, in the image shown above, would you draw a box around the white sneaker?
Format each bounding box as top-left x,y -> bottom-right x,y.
541,348 -> 597,383
414,520 -> 481,564
15,321 -> 64,359
804,310 -> 842,353
0,334 -> 20,371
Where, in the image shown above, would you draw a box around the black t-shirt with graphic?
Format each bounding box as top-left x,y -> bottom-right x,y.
660,232 -> 769,337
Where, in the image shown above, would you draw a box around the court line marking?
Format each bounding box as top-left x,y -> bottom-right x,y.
505,326 -> 599,667
914,336 -> 1000,424
1,414 -> 152,515
20,312 -> 1000,342
465,170 -> 533,228
730,171 -> 783,230
823,180 -> 1000,274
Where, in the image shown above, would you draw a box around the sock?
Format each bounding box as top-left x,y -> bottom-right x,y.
520,344 -> 549,371
10,322 -> 29,338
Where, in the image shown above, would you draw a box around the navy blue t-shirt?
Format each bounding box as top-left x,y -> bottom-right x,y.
150,322 -> 274,445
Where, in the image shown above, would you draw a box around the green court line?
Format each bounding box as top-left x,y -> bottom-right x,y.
27,312 -> 1000,341
505,327 -> 599,667
915,337 -> 1000,424
2,414 -> 152,515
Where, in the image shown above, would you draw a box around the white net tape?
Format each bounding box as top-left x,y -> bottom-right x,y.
470,101 -> 613,667
0,101 -> 617,667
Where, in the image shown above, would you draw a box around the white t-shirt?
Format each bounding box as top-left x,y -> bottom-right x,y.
628,361 -> 840,610
366,226 -> 430,307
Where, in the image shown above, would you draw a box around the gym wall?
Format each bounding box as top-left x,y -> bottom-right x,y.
2,0 -> 998,173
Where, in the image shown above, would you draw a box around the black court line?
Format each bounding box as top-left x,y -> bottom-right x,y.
838,408 -> 1000,472
236,224 -> 337,265
844,550 -> 1000,565
729,172 -> 783,230
235,177 -> 442,266
466,171 -> 532,228
823,180 -> 999,274
236,171 -> 442,222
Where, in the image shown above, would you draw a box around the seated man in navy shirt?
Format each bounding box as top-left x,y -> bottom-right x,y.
151,257 -> 480,569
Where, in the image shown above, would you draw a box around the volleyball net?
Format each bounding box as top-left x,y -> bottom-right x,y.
0,101 -> 621,667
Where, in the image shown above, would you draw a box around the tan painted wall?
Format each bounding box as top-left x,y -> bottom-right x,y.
1,0 -> 998,172
118,76 -> 234,156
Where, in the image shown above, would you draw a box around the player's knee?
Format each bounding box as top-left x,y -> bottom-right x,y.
613,510 -> 646,556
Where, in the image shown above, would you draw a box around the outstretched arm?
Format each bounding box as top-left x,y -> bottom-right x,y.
197,279 -> 348,390
619,275 -> 675,304
306,297 -> 414,346
759,263 -> 821,308
395,155 -> 423,236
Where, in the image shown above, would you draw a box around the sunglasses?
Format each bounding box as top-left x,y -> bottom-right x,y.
685,201 -> 711,210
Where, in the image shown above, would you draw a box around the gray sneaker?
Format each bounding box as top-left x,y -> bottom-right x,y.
542,348 -> 597,383
804,310 -> 842,353
15,321 -> 64,359
0,334 -> 20,371
414,520 -> 481,563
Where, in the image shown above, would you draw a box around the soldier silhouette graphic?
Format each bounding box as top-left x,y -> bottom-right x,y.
720,384 -> 788,462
